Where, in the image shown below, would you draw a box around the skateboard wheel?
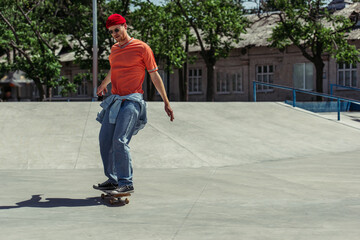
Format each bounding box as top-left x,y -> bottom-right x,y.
109,198 -> 115,205
101,194 -> 105,199
124,198 -> 129,204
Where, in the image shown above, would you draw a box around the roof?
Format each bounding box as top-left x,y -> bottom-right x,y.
239,14 -> 279,48
188,3 -> 360,52
239,2 -> 360,49
334,2 -> 360,39
0,70 -> 33,86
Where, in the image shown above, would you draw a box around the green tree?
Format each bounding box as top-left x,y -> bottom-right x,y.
130,0 -> 195,101
175,0 -> 248,101
60,0 -> 132,90
0,0 -> 76,101
267,0 -> 360,94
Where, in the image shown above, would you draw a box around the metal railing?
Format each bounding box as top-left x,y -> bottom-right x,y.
253,81 -> 360,121
330,84 -> 360,96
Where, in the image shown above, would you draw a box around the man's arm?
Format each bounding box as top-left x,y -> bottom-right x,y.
149,71 -> 174,122
96,69 -> 111,96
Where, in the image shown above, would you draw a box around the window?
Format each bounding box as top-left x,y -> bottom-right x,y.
32,85 -> 39,98
53,75 -> 70,97
53,86 -> 64,97
256,65 -> 274,92
188,68 -> 202,94
216,72 -> 230,94
293,63 -> 313,90
216,71 -> 243,94
77,77 -> 88,96
53,77 -> 66,97
338,62 -> 357,87
232,72 -> 243,93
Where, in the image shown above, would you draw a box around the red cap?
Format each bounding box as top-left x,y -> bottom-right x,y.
106,14 -> 126,29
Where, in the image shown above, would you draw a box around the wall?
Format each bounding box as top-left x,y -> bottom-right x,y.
56,41 -> 360,102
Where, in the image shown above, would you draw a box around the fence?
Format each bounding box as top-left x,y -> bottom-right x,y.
253,81 -> 360,121
330,84 -> 360,96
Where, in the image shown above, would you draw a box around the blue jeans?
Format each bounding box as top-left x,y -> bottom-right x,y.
99,100 -> 140,186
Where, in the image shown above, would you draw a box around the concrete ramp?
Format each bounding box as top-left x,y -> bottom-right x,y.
1,102 -> 360,240
1,102 -> 359,169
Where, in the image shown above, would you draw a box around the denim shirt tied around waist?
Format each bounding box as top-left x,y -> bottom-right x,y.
96,93 -> 147,135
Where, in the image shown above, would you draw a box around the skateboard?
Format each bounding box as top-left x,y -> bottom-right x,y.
98,189 -> 131,205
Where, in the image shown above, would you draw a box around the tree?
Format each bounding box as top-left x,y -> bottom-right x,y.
174,0 -> 248,101
60,0 -> 132,91
130,0 -> 195,101
0,0 -> 76,101
163,0 -> 197,102
266,0 -> 360,94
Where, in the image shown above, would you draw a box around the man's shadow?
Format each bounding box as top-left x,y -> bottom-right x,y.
0,194 -> 125,209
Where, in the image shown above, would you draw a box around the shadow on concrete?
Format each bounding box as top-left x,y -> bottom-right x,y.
349,116 -> 360,123
0,194 -> 126,209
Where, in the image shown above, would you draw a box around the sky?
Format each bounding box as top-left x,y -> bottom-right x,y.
148,0 -> 334,9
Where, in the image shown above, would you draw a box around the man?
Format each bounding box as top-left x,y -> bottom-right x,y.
93,14 -> 174,193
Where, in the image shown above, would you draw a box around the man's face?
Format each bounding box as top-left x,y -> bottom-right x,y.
108,24 -> 127,42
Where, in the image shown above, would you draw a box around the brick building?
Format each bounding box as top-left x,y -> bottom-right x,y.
2,2 -> 360,102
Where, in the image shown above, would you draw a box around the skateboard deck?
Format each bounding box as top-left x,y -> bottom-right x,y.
98,189 -> 131,205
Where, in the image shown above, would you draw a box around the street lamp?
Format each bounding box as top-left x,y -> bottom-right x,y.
92,0 -> 98,100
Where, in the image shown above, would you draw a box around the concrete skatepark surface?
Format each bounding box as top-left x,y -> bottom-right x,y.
0,101 -> 360,239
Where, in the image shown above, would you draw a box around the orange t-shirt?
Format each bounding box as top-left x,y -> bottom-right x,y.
109,38 -> 158,96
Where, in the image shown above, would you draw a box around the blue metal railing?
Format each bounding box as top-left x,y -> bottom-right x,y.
253,81 -> 360,121
330,84 -> 360,96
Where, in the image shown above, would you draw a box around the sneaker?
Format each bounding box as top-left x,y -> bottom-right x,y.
113,185 -> 134,194
93,180 -> 118,190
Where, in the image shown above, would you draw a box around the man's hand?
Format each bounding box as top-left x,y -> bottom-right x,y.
96,84 -> 108,96
149,71 -> 174,122
97,70 -> 111,96
165,103 -> 174,122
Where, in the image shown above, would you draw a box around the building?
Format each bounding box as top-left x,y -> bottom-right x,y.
2,2 -> 360,102
0,71 -> 35,102
328,0 -> 353,11
152,3 -> 360,102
